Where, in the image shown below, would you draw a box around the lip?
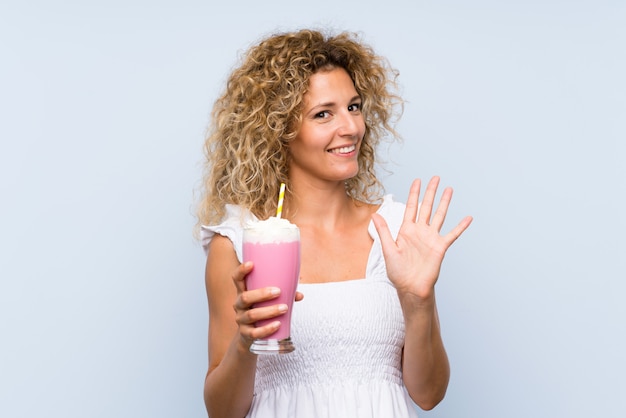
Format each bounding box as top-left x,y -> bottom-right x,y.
327,143 -> 357,155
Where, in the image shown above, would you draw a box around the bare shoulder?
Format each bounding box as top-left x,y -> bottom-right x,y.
206,234 -> 239,291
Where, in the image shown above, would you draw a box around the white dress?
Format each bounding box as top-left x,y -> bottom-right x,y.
201,195 -> 420,418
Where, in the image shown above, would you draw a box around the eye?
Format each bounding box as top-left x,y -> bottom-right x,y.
348,103 -> 361,112
314,110 -> 330,119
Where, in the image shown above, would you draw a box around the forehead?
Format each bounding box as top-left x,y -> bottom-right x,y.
304,68 -> 357,103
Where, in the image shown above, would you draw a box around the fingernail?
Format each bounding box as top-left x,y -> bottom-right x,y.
269,287 -> 281,296
278,304 -> 288,313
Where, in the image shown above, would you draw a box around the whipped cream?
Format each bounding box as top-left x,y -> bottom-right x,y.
243,217 -> 300,244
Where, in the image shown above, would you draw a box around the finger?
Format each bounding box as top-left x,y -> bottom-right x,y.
234,287 -> 281,311
242,303 -> 288,325
403,179 -> 422,223
431,186 -> 453,232
372,213 -> 397,253
295,291 -> 305,302
417,176 -> 440,225
443,215 -> 473,246
232,261 -> 253,294
247,321 -> 282,340
236,304 -> 286,340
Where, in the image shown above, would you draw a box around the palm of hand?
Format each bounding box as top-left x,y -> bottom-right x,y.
372,177 -> 472,299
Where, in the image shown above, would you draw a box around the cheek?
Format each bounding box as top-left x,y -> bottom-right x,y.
288,135 -> 316,160
357,117 -> 366,137
295,126 -> 328,149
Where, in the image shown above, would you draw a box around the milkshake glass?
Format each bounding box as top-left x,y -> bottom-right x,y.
242,217 -> 300,354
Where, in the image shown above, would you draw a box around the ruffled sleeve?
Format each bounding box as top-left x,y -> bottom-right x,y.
199,204 -> 257,262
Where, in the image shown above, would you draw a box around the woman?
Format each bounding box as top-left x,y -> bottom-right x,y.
196,29 -> 472,418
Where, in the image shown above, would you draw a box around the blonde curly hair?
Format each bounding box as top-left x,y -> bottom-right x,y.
196,29 -> 403,228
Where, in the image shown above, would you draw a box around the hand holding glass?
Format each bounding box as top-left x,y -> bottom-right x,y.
242,221 -> 300,354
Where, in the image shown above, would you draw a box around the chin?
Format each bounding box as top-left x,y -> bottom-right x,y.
339,170 -> 359,183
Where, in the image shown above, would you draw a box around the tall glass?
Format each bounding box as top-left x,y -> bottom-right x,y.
242,221 -> 300,354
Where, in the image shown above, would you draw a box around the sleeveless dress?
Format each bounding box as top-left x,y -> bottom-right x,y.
201,195 -> 420,418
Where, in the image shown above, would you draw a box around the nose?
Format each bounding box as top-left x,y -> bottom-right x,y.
337,111 -> 362,138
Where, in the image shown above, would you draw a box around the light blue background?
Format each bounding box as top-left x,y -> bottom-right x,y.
1,1 -> 624,417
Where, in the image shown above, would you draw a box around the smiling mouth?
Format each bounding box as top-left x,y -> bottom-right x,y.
327,144 -> 356,154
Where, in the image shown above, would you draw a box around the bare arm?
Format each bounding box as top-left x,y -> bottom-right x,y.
396,291 -> 450,410
372,177 -> 472,410
203,235 -> 287,417
204,235 -> 256,417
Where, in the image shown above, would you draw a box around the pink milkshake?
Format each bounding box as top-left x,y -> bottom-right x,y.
243,217 -> 300,354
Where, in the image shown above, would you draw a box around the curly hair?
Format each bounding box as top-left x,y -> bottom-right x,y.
196,29 -> 403,228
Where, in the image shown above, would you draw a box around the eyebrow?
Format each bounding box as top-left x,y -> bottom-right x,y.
308,95 -> 362,112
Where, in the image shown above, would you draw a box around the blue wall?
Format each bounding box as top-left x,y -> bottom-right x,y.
1,1 -> 624,417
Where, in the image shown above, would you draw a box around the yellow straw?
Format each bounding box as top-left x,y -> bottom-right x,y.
276,183 -> 286,219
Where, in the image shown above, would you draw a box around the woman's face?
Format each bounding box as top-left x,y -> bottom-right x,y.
288,67 -> 366,185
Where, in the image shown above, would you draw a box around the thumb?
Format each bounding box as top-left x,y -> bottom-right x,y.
371,213 -> 396,252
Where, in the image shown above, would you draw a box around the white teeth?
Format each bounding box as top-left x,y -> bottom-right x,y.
329,145 -> 356,154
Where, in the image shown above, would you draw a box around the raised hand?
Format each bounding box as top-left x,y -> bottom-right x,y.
372,177 -> 472,300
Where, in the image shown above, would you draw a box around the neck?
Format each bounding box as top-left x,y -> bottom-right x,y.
283,180 -> 357,230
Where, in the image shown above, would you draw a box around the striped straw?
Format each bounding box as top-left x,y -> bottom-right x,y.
276,183 -> 286,219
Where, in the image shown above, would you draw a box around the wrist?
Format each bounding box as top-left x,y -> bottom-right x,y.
396,288 -> 436,311
234,335 -> 258,359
